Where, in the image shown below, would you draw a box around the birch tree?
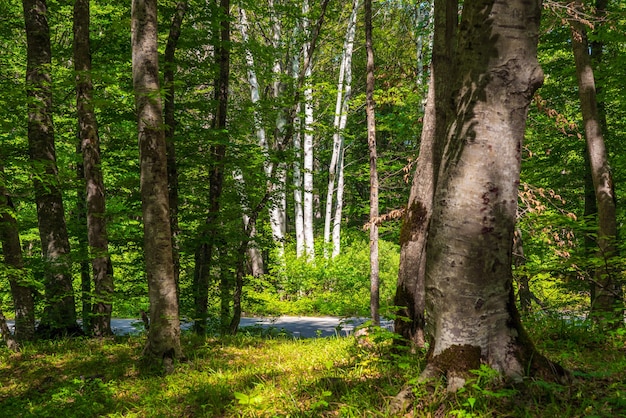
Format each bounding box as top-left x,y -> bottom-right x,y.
323,0 -> 360,258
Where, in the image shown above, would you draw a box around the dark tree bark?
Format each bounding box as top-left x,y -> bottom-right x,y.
23,0 -> 78,336
74,152 -> 92,333
394,0 -> 457,348
365,0 -> 380,326
164,1 -> 188,310
570,0 -> 622,324
131,0 -> 182,369
193,0 -> 230,336
74,0 -> 114,337
419,0 -> 566,388
0,168 -> 35,343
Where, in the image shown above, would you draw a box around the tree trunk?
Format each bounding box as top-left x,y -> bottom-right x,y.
365,0 -> 379,326
23,0 -> 78,337
193,0 -> 230,335
302,1 -> 315,261
164,1 -> 188,310
570,0 -> 622,325
324,0 -> 359,257
0,168 -> 35,342
422,0 -> 565,388
238,7 -> 266,276
131,0 -> 182,367
74,150 -> 92,334
394,0 -> 456,348
74,0 -> 114,337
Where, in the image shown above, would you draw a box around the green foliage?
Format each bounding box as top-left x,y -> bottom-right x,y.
241,232 -> 399,317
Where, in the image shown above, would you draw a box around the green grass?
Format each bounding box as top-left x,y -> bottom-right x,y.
1,319 -> 625,417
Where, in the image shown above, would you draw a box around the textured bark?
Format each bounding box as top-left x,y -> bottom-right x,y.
365,0 -> 380,326
570,0 -> 622,324
131,0 -> 182,365
23,0 -> 78,336
422,0 -> 564,384
74,0 -> 114,337
0,170 -> 35,342
193,0 -> 230,335
164,1 -> 187,307
394,0 -> 457,348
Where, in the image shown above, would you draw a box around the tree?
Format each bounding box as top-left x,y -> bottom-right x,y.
323,0 -> 359,258
164,0 -> 188,307
131,0 -> 182,368
394,0 -> 455,348
365,0 -> 380,326
0,167 -> 35,343
23,0 -> 78,337
415,0 -> 566,388
193,0 -> 230,335
74,0 -> 114,337
569,0 -> 622,325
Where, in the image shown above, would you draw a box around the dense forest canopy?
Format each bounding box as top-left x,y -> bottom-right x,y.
0,0 -> 624,348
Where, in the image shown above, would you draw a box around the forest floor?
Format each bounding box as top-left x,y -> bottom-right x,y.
0,315 -> 625,417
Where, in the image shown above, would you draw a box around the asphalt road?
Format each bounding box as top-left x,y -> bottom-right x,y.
5,316 -> 394,339
113,316 -> 394,338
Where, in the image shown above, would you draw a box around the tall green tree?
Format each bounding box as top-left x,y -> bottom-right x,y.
23,0 -> 78,336
417,0 -> 566,388
569,0 -> 622,325
74,0 -> 114,337
131,0 -> 182,368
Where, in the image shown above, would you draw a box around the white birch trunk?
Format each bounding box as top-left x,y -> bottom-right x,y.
302,0 -> 315,260
292,48 -> 305,258
269,0 -> 286,257
323,0 -> 359,257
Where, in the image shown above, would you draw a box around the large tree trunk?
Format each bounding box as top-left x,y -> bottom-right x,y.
23,0 -> 78,337
421,0 -> 565,388
570,0 -> 622,325
131,0 -> 182,368
164,1 -> 188,309
365,0 -> 379,326
0,169 -> 35,342
394,0 -> 457,348
74,0 -> 114,337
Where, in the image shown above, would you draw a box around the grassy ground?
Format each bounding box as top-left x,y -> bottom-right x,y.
1,318 -> 625,417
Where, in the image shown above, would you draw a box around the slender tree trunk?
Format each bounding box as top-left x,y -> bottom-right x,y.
164,1 -> 188,310
74,0 -> 114,337
302,0 -> 315,261
193,0 -> 230,335
570,1 -> 622,324
421,0 -> 566,388
74,152 -> 92,333
131,0 -> 182,368
365,0 -> 379,326
23,0 -> 78,337
0,168 -> 35,342
324,0 -> 359,257
394,0 -> 456,348
237,7 -> 266,276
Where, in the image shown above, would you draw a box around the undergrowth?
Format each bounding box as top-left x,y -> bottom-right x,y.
0,316 -> 625,417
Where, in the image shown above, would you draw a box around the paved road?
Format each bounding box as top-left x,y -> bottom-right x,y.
114,316 -> 394,338
5,316 -> 394,339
